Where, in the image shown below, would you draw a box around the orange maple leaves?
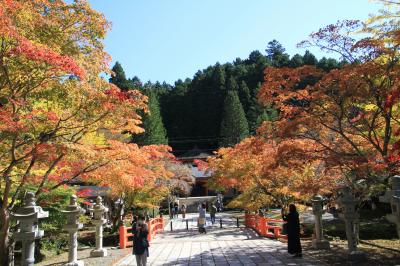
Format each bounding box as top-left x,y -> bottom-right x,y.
0,1 -> 86,79
209,17 -> 400,207
0,0 -> 175,210
206,136 -> 332,206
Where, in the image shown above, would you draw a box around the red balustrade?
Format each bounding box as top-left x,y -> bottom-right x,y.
147,217 -> 164,241
244,213 -> 287,239
119,217 -> 165,249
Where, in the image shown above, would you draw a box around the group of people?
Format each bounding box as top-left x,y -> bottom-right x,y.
130,202 -> 302,266
169,202 -> 187,219
197,202 -> 218,233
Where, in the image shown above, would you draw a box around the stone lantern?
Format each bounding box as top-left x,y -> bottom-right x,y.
337,187 -> 366,261
386,176 -> 400,238
90,196 -> 108,257
62,195 -> 85,266
11,192 -> 49,266
311,195 -> 330,249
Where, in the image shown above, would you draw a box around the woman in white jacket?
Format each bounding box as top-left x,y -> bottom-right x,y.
198,202 -> 207,233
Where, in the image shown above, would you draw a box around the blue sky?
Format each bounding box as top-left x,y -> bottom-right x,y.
90,0 -> 383,84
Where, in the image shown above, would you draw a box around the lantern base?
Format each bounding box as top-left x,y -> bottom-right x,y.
312,239 -> 330,250
63,260 -> 84,266
90,248 -> 107,257
348,250 -> 366,261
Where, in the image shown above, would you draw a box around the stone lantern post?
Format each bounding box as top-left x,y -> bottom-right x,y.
11,192 -> 49,266
337,187 -> 365,261
311,195 -> 330,249
62,195 -> 85,266
90,196 -> 108,257
386,176 -> 400,238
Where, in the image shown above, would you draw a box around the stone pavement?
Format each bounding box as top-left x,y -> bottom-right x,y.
115,213 -> 325,266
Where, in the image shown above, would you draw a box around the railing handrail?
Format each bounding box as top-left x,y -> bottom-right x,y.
244,213 -> 287,239
119,217 -> 164,249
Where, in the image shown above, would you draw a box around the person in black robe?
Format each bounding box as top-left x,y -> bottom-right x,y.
131,215 -> 138,237
132,215 -> 149,266
282,204 -> 302,258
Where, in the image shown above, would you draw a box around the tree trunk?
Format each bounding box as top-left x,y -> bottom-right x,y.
112,203 -> 124,231
0,208 -> 10,266
354,221 -> 360,245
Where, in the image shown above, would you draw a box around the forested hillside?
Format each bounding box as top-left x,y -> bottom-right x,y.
110,40 -> 343,155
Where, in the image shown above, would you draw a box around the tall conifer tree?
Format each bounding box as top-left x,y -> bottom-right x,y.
219,90 -> 249,147
238,81 -> 251,113
133,90 -> 168,145
109,62 -> 133,91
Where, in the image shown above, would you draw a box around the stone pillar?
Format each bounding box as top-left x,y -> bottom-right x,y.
62,195 -> 85,266
386,176 -> 400,238
337,188 -> 366,261
90,196 -> 108,257
311,195 -> 330,249
11,192 -> 49,266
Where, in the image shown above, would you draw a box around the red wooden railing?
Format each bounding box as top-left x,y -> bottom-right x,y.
147,217 -> 164,241
245,213 -> 287,239
119,217 -> 165,249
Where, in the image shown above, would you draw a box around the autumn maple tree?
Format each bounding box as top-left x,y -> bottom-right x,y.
206,2 -> 400,214
258,19 -> 400,197
204,136 -> 334,210
0,1 -> 174,263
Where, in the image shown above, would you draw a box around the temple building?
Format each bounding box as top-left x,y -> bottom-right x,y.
177,147 -> 215,197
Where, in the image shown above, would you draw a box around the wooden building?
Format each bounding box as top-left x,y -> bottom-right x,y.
177,148 -> 215,197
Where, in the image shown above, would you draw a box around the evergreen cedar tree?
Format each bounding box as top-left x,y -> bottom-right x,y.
219,90 -> 249,147
111,41 -> 341,155
0,1 -> 176,263
110,69 -> 168,146
132,90 -> 169,146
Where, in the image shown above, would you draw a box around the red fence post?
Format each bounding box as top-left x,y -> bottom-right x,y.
255,215 -> 260,234
260,217 -> 267,236
119,225 -> 127,249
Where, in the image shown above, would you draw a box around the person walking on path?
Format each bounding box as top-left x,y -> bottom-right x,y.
132,215 -> 149,266
210,203 -> 217,224
169,202 -> 174,219
198,203 -> 207,233
181,204 -> 187,219
173,202 -> 179,219
281,204 -> 302,258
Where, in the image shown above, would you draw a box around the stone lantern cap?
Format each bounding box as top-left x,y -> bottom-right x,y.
62,195 -> 85,214
11,192 -> 49,220
379,176 -> 400,203
338,188 -> 356,205
11,192 -> 49,241
311,195 -> 324,214
62,195 -> 85,231
92,196 -> 108,222
337,187 -> 359,220
91,196 -> 108,225
312,195 -> 324,202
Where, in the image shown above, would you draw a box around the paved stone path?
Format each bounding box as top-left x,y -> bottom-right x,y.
115,213 -> 325,266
